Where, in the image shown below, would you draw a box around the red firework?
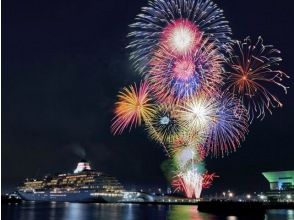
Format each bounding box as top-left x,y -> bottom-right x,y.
172,177 -> 195,198
172,172 -> 218,198
196,145 -> 207,162
202,172 -> 219,189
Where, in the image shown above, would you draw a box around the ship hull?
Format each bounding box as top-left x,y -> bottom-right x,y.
18,190 -> 123,203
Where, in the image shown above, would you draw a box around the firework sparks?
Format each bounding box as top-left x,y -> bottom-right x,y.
128,0 -> 232,74
161,19 -> 202,55
205,93 -> 249,157
145,104 -> 185,145
172,165 -> 217,198
175,146 -> 197,168
178,93 -> 219,133
112,0 -> 289,199
224,37 -> 289,121
172,163 -> 206,198
202,172 -> 218,189
111,82 -> 156,135
148,37 -> 224,101
171,133 -> 207,165
172,176 -> 199,198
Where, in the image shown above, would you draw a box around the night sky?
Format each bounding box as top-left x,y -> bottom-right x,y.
3,0 -> 294,194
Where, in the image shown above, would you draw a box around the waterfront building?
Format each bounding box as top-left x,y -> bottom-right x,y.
262,170 -> 294,202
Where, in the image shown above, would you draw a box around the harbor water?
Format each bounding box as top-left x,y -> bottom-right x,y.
2,202 -> 294,220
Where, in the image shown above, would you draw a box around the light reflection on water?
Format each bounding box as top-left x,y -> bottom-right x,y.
167,205 -> 219,220
2,202 -> 294,220
265,209 -> 294,220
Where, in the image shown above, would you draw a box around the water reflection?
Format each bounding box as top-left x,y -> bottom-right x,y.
2,203 -> 294,220
20,202 -> 35,220
265,209 -> 294,220
63,203 -> 84,220
166,206 -> 258,220
167,205 -> 218,220
49,202 -> 57,220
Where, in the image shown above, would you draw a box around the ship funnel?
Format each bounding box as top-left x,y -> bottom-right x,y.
74,160 -> 91,173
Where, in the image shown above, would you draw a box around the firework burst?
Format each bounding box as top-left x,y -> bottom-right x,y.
161,19 -> 202,56
205,93 -> 249,157
111,81 -> 156,135
224,37 -> 289,121
112,0 -> 289,199
128,0 -> 232,74
145,104 -> 185,145
172,131 -> 207,153
148,37 -> 224,101
178,93 -> 219,134
171,133 -> 207,164
172,175 -> 201,198
202,172 -> 218,189
172,162 -> 206,198
175,146 -> 197,168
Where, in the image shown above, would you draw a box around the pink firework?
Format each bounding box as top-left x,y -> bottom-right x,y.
173,58 -> 196,81
161,19 -> 202,56
148,38 -> 224,102
127,0 -> 232,74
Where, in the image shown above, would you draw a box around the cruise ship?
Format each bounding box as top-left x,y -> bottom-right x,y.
17,160 -> 125,203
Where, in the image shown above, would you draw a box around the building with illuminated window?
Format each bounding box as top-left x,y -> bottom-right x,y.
262,170 -> 294,202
